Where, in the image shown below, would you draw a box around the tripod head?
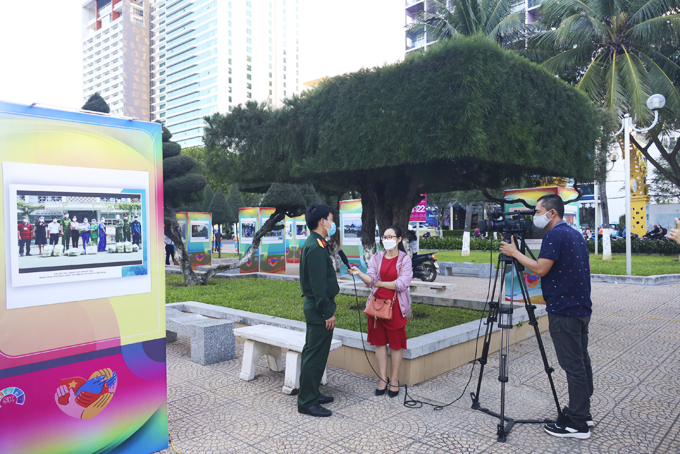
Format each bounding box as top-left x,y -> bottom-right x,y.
499,232 -> 526,272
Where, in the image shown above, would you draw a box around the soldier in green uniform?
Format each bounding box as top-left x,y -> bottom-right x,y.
297,204 -> 339,417
114,215 -> 124,243
123,214 -> 131,242
89,218 -> 98,246
60,212 -> 71,250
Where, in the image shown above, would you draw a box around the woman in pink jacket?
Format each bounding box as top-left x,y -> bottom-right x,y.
349,225 -> 413,397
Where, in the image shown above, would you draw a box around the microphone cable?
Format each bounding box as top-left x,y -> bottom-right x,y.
348,246 -> 495,411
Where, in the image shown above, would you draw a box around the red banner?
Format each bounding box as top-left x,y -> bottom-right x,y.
410,195 -> 427,222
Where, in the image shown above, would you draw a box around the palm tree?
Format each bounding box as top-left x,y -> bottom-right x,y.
406,0 -> 526,49
530,0 -> 680,122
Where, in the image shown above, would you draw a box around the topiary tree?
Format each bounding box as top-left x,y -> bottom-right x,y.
205,36 -> 598,264
225,184 -> 245,227
202,185 -> 214,213
82,92 -> 110,114
159,122 -> 207,285
209,188 -> 230,229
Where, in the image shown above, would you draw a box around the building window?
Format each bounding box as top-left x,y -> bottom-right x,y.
247,65 -> 252,71
283,66 -> 286,71
247,10 -> 251,17
284,91 -> 286,96
269,81 -> 272,86
228,68 -> 232,74
269,72 -> 272,78
247,74 -> 252,80
247,56 -> 252,62
229,58 -> 232,64
283,74 -> 286,79
247,83 -> 252,89
229,77 -> 232,83
247,92 -> 252,98
247,28 -> 252,35
247,19 -> 252,26
229,96 -> 232,102
284,58 -> 287,63
269,64 -> 273,69
228,87 -> 232,93
247,46 -> 252,53
283,50 -> 287,55
247,38 -> 252,44
284,83 -> 286,88
269,89 -> 272,95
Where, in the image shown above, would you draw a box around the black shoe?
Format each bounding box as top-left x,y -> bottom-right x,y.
317,394 -> 334,405
544,422 -> 590,439
559,407 -> 594,428
26,254 -> 32,256
375,377 -> 388,396
298,404 -> 332,417
388,381 -> 400,398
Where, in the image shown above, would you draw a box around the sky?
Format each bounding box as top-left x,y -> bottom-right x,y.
0,0 -> 405,111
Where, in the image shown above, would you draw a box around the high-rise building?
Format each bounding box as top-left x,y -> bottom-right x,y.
150,0 -> 302,148
82,0 -> 152,119
404,0 -> 537,54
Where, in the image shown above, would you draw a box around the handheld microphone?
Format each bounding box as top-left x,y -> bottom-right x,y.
338,250 -> 351,269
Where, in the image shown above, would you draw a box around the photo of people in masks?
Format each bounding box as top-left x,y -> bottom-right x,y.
14,190 -> 145,274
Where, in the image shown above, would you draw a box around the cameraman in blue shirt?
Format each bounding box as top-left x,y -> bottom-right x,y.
500,194 -> 593,440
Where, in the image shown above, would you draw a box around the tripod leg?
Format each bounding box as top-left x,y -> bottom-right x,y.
471,255 -> 503,409
497,261 -> 514,442
514,263 -> 563,420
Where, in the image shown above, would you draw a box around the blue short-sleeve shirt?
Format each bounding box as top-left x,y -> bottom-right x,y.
538,220 -> 592,317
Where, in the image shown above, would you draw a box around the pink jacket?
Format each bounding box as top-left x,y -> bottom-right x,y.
365,250 -> 413,318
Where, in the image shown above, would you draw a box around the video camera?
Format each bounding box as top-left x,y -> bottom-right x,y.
478,208 -> 535,237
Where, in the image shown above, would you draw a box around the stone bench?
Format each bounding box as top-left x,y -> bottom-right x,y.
233,325 -> 342,394
409,282 -> 449,295
438,261 -> 495,278
166,307 -> 236,366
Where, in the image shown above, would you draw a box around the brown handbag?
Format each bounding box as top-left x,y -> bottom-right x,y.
364,255 -> 404,328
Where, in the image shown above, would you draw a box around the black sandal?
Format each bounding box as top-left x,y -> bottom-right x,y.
388,381 -> 399,398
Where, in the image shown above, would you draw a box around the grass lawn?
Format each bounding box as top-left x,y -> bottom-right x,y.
166,275 -> 483,338
423,250 -> 680,276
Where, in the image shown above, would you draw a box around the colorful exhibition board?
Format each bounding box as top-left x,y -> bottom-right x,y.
285,215 -> 307,264
176,211 -> 212,269
503,186 -> 581,305
338,200 -> 380,279
238,207 -> 259,273
0,102 -> 168,454
259,208 -> 285,274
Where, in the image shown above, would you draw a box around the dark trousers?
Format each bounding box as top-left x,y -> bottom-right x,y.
132,233 -> 141,245
19,239 -> 31,256
165,244 -> 175,265
124,231 -> 131,242
62,231 -> 70,249
49,234 -> 60,245
72,234 -> 79,248
548,312 -> 593,430
298,323 -> 334,410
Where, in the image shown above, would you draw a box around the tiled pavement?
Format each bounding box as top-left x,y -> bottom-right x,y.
156,279 -> 680,453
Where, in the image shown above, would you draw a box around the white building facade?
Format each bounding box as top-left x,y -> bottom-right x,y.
82,0 -> 151,120
150,0 -> 302,148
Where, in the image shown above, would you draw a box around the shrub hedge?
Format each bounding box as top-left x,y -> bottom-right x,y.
423,236 -> 680,256
587,239 -> 680,256
442,230 -> 465,238
421,236 -> 501,251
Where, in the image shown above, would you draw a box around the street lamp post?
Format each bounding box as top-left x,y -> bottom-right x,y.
614,94 -> 666,276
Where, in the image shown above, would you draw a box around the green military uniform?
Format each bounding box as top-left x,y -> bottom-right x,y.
298,231 -> 340,411
60,216 -> 71,249
115,219 -> 124,242
89,222 -> 98,243
123,218 -> 131,242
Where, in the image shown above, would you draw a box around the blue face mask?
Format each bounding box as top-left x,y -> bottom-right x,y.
326,221 -> 337,237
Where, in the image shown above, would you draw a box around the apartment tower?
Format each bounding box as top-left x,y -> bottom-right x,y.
82,0 -> 152,119
150,0 -> 302,148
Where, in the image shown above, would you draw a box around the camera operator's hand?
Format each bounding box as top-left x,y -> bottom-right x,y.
669,218 -> 680,246
499,236 -> 519,258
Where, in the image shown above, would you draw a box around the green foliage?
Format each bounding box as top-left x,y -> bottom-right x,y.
203,185 -> 214,212
530,0 -> 680,122
163,141 -> 181,159
17,200 -> 44,216
260,183 -> 307,216
208,188 -> 230,225
82,92 -> 110,114
298,184 -> 322,207
116,202 -> 141,213
407,0 -> 526,48
443,230 -> 466,237
163,156 -> 199,181
204,35 -> 598,193
225,184 -> 245,224
619,214 -> 626,229
160,123 -> 172,142
162,123 -> 206,208
165,276 -> 483,337
421,236 -> 501,251
586,238 -> 680,255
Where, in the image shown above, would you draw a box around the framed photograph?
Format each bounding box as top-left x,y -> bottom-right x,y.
342,213 -> 362,246
285,221 -> 293,240
296,221 -> 309,239
190,220 -> 209,241
261,216 -> 283,244
240,218 -> 256,244
3,163 -> 150,309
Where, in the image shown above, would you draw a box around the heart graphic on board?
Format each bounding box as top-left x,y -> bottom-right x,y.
268,258 -> 278,267
55,368 -> 117,420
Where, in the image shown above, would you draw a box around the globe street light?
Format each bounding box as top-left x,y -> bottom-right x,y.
614,94 -> 665,275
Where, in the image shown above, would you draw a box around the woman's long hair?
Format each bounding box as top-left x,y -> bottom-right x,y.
383,225 -> 406,253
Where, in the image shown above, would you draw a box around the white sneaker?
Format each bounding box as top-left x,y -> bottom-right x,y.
544,422 -> 591,439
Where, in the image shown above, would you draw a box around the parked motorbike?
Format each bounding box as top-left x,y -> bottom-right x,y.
412,252 -> 438,282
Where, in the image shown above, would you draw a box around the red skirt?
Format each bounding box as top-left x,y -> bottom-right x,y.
367,295 -> 407,350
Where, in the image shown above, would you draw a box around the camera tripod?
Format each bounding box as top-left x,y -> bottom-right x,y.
470,233 -> 562,442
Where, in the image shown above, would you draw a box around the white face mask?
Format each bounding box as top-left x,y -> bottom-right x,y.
382,239 -> 398,251
533,211 -> 552,229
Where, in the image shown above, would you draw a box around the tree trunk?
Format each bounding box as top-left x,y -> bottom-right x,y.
599,179 -> 612,260
359,179 -> 378,265
462,202 -> 473,256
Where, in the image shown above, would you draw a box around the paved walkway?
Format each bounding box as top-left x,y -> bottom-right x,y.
156,279 -> 680,453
